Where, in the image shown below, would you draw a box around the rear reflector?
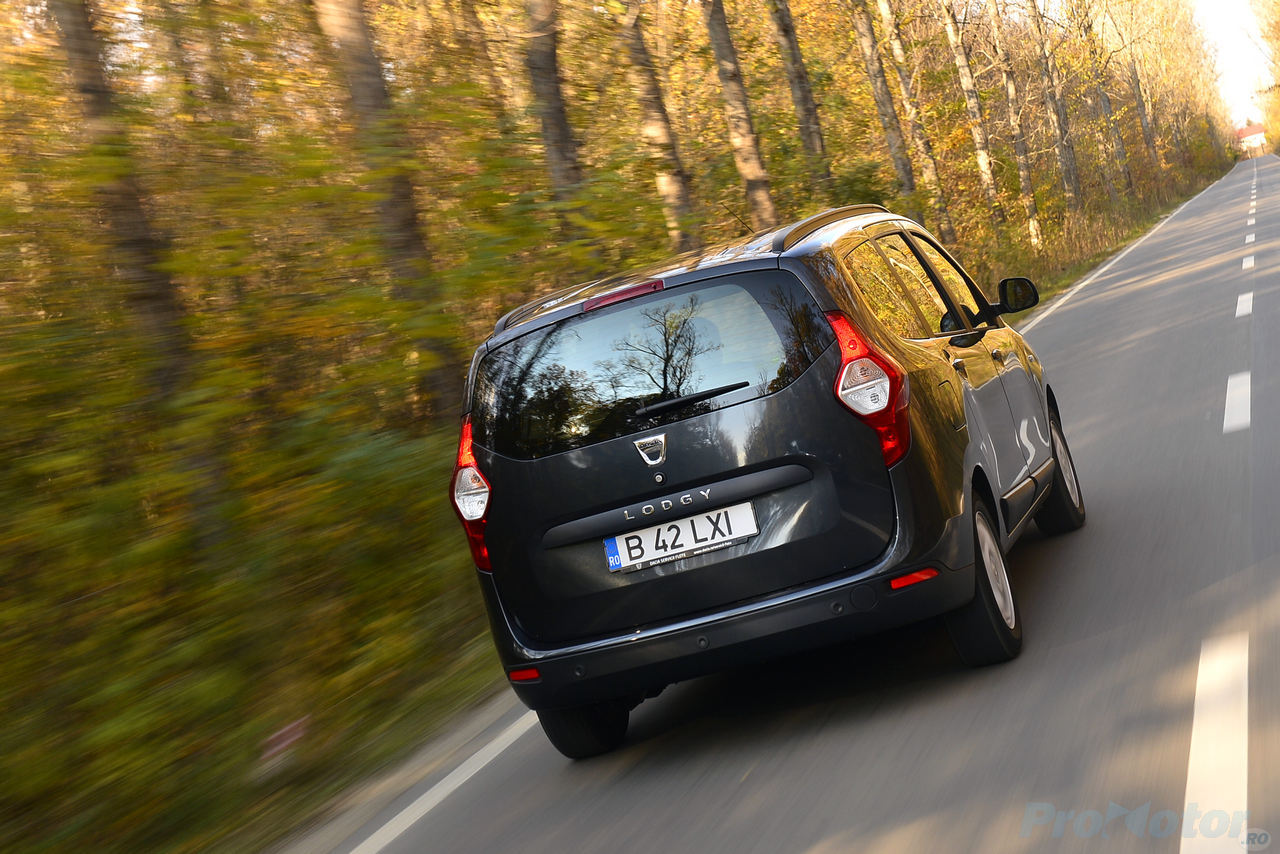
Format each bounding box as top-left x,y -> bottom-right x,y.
889,568 -> 939,590
582,280 -> 663,312
508,667 -> 541,682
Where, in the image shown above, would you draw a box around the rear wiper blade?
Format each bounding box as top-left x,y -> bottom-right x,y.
635,381 -> 750,418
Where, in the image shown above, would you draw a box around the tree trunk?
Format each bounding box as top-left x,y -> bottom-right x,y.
313,0 -> 460,412
701,0 -> 779,230
49,0 -> 231,558
1096,81 -> 1134,197
1078,15 -> 1134,198
523,0 -> 584,202
847,0 -> 918,219
622,8 -> 700,253
49,0 -> 192,404
457,0 -> 516,129
764,0 -> 832,193
1128,59 -> 1161,176
873,0 -> 955,243
1171,115 -> 1191,167
986,0 -> 1040,246
1028,0 -> 1081,209
938,0 -> 1004,224
1084,91 -> 1122,207
1205,110 -> 1228,165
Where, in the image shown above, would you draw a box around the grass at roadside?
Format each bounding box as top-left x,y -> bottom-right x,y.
218,635 -> 503,854
1007,185 -> 1209,327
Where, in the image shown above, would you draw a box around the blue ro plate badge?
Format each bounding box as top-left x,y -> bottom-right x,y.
604,501 -> 758,572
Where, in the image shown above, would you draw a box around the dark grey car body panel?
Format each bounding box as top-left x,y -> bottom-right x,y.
458,209 -> 1059,710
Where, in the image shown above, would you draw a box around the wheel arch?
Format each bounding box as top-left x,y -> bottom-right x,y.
969,464 -> 997,523
1044,383 -> 1060,421
968,462 -> 1018,550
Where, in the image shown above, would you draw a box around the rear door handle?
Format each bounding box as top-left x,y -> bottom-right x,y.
990,347 -> 1005,362
951,358 -> 967,374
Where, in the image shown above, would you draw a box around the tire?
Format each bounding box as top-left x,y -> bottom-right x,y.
945,502 -> 1023,667
1035,411 -> 1086,535
536,700 -> 629,759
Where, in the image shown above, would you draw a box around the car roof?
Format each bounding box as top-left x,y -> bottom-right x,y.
486,204 -> 909,347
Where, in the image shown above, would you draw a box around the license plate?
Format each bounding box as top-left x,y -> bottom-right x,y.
604,502 -> 758,572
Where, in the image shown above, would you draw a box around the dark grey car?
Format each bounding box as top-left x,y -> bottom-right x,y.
451,205 -> 1085,758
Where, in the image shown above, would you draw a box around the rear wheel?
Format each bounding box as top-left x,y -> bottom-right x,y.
536,700 -> 629,759
1035,412 -> 1086,535
945,502 -> 1022,666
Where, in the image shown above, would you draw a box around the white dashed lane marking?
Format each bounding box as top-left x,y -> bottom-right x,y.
1223,372 -> 1251,434
1236,292 -> 1253,318
1242,256 -> 1255,270
1245,234 -> 1255,244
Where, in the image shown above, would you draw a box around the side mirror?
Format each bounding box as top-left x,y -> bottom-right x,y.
998,277 -> 1039,314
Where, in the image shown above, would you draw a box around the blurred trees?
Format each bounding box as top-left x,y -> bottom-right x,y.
0,0 -> 1233,849
701,0 -> 780,228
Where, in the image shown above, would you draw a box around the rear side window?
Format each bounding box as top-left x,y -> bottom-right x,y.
843,241 -> 928,339
875,233 -> 953,335
471,271 -> 833,459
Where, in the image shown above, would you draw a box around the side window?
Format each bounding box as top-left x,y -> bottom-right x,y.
910,235 -> 990,327
842,241 -> 928,339
874,233 -> 954,335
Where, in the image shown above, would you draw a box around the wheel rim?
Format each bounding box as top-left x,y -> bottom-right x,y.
977,512 -> 1016,629
1052,422 -> 1081,509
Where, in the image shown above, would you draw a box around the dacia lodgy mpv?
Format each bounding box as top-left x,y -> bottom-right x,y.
451,205 -> 1085,758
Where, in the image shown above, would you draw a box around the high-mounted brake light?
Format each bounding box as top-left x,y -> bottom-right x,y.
582,280 -> 664,312
825,311 -> 910,466
451,416 -> 491,571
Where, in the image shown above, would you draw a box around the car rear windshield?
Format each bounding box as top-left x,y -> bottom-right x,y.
471,270 -> 833,459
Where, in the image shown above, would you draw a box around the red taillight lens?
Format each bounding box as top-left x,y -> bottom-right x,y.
451,416 -> 492,571
890,568 -> 939,590
508,667 -> 541,683
825,312 -> 910,467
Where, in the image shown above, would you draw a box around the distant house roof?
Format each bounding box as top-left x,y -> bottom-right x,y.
1236,124 -> 1266,141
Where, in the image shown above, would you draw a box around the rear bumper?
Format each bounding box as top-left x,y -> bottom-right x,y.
480,558 -> 975,710
478,447 -> 979,710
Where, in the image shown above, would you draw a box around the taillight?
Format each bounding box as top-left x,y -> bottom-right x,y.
451,416 -> 491,570
825,311 -> 910,466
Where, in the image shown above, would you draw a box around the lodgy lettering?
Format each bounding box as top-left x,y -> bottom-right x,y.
623,488 -> 711,521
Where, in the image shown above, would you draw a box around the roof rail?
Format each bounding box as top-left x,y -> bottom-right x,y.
771,204 -> 889,253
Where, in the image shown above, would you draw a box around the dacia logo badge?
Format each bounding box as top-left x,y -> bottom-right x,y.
633,434 -> 667,467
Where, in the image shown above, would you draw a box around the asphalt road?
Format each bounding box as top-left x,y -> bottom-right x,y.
302,158 -> 1280,854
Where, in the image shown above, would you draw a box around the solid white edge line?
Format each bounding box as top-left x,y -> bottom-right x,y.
1243,256 -> 1255,270
348,712 -> 538,854
1179,633 -> 1248,853
1223,372 -> 1251,434
1236,292 -> 1253,318
1020,193 -> 1197,334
